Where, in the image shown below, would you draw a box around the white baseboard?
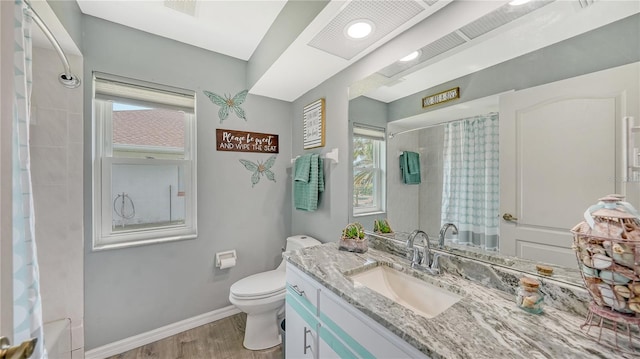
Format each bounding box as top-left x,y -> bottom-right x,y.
84,305 -> 240,359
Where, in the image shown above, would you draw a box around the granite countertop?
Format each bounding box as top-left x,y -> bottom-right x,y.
286,242 -> 637,359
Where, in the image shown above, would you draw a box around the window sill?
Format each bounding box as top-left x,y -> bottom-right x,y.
92,233 -> 197,251
353,211 -> 386,218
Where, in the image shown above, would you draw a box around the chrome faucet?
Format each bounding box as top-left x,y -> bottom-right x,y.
406,230 -> 437,272
406,230 -> 424,266
439,223 -> 458,248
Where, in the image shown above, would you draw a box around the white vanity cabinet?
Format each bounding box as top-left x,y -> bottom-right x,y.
285,263 -> 429,359
285,263 -> 321,359
284,300 -> 319,359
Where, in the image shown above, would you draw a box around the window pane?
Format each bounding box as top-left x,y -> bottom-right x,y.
111,163 -> 186,232
353,136 -> 377,210
354,168 -> 376,209
112,102 -> 185,159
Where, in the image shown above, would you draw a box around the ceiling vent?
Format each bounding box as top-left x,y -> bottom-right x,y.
378,31 -> 466,78
578,0 -> 597,8
164,0 -> 197,17
308,0 -> 425,60
459,0 -> 554,40
423,0 -> 439,6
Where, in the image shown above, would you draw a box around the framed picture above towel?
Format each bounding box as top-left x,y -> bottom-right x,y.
303,98 -> 325,149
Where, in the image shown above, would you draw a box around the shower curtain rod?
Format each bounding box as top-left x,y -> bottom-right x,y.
24,0 -> 81,88
388,121 -> 450,139
388,111 -> 499,139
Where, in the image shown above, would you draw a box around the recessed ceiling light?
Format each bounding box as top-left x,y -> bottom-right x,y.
399,51 -> 420,62
345,20 -> 374,40
509,0 -> 532,5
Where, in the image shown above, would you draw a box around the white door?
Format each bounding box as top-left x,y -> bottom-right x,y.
499,62 -> 640,267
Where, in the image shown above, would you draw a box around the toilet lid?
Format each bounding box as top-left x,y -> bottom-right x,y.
230,269 -> 285,298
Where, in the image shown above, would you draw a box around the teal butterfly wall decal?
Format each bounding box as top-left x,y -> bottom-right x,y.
239,155 -> 277,187
203,89 -> 248,123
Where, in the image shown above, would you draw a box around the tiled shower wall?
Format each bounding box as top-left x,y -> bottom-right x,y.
30,47 -> 84,358
418,126 -> 444,238
387,126 -> 444,236
387,131 -> 420,232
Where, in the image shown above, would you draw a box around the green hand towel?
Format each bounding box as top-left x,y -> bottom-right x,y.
407,151 -> 420,175
318,157 -> 325,194
400,151 -> 421,184
294,154 -> 324,211
294,154 -> 311,182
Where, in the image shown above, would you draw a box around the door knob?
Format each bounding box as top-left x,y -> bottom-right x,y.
503,213 -> 518,222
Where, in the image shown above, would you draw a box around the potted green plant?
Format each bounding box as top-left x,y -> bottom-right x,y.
339,222 -> 367,253
373,218 -> 394,237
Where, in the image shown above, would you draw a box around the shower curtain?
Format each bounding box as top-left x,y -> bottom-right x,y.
441,112 -> 499,251
13,1 -> 47,357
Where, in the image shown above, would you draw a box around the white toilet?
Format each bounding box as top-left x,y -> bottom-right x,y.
229,235 -> 321,350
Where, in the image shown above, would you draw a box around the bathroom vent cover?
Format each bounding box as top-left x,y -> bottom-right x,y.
378,31 -> 466,78
308,0 -> 425,60
459,0 -> 554,40
578,0 -> 597,8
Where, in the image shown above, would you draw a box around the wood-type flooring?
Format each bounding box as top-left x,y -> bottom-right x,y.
106,313 -> 282,359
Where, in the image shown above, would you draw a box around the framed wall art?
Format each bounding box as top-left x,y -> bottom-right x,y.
303,98 -> 325,149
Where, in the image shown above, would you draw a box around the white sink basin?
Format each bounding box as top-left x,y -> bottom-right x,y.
349,265 -> 462,318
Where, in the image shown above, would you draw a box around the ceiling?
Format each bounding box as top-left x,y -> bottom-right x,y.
34,0 -> 639,103
75,0 -> 288,61
74,0 -> 453,101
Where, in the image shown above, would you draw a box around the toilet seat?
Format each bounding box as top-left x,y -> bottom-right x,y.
230,269 -> 285,299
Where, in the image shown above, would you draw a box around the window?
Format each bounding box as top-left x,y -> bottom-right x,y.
92,73 -> 196,250
353,124 -> 386,215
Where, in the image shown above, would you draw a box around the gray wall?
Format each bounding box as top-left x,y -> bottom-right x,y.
290,79 -> 350,242
82,16 -> 292,349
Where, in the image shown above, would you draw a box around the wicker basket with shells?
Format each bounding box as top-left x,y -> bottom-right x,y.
571,195 -> 640,352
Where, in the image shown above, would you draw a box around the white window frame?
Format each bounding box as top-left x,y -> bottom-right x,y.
92,73 -> 197,250
353,124 -> 386,216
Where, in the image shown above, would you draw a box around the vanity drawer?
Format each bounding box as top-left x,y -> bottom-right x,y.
286,263 -> 321,312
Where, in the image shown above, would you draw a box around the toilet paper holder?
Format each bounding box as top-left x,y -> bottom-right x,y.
216,250 -> 237,268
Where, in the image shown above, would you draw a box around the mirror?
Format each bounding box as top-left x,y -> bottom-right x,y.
349,1 -> 640,286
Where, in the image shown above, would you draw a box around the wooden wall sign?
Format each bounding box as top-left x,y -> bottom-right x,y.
422,87 -> 460,108
216,129 -> 279,153
303,98 -> 325,149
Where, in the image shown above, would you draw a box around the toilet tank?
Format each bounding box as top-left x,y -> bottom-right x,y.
285,235 -> 321,252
